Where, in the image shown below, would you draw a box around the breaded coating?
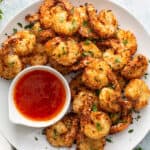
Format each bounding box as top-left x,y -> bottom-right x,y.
121,54 -> 148,79
76,132 -> 105,150
45,113 -> 78,147
82,59 -> 110,89
45,37 -> 81,66
99,87 -> 121,113
81,111 -> 111,139
3,30 -> 36,56
73,90 -> 98,115
87,4 -> 118,38
125,79 -> 150,111
78,6 -> 98,39
0,55 -> 22,79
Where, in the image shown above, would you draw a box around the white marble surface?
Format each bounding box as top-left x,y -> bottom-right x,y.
0,0 -> 150,149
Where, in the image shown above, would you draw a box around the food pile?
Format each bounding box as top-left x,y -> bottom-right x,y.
0,0 -> 150,149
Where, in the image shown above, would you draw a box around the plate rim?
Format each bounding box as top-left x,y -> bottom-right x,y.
0,0 -> 150,149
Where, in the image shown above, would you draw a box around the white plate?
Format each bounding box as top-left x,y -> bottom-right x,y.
0,0 -> 150,150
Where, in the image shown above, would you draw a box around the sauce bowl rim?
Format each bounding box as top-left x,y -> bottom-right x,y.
8,65 -> 71,128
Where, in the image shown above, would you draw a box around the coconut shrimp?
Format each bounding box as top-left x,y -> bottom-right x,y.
81,59 -> 110,89
71,40 -> 102,71
99,88 -> 121,113
81,111 -> 111,139
45,37 -> 81,66
0,54 -> 22,79
76,133 -> 105,150
121,54 -> 148,79
69,74 -> 87,98
98,29 -> 137,56
30,22 -> 56,43
110,114 -> 132,134
77,6 -> 98,39
125,79 -> 150,111
86,4 -> 118,38
73,90 -> 98,115
45,113 -> 78,147
103,48 -> 130,71
50,5 -> 81,35
3,30 -> 36,56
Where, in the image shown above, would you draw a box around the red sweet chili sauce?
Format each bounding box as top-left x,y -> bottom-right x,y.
13,70 -> 66,121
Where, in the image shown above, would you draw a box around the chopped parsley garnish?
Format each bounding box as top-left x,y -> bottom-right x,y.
0,0 -> 3,2
83,20 -> 88,27
106,137 -> 112,143
92,104 -> 98,112
96,123 -> 102,131
4,33 -> 8,36
135,115 -> 141,121
95,89 -> 101,96
115,58 -> 121,63
24,23 -> 34,29
82,51 -> 94,57
84,39 -> 91,45
134,147 -> 143,150
0,9 -> 3,20
148,59 -> 150,63
70,7 -> 74,14
128,129 -> 134,133
17,22 -> 23,28
13,28 -> 17,34
34,136 -> 38,141
123,39 -> 128,46
144,73 -> 148,79
53,129 -> 58,139
8,62 -> 15,67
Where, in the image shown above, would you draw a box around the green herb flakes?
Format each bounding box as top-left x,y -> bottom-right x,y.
17,22 -> 23,28
128,129 -> 134,133
96,123 -> 102,131
123,39 -> 128,46
106,138 -> 112,143
92,104 -> 98,112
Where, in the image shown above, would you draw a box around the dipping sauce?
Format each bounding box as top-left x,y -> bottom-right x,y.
13,70 -> 66,121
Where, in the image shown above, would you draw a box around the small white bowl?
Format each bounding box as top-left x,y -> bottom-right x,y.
8,66 -> 71,128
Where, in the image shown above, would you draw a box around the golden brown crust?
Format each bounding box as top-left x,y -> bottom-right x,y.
121,54 -> 148,79
45,113 -> 79,147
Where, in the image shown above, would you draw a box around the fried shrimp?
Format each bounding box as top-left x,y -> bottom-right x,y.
3,30 -> 36,56
73,90 -> 98,115
39,0 -> 55,28
82,59 -> 113,90
81,40 -> 102,58
31,22 -> 56,43
69,74 -> 87,98
45,113 -> 78,147
82,111 -> 111,139
45,37 -> 81,66
99,88 -> 121,113
121,54 -> 148,79
103,48 -> 129,71
87,4 -> 118,38
71,40 -> 102,71
98,29 -> 137,56
76,133 -> 105,150
110,114 -> 132,134
50,5 -> 81,35
125,79 -> 150,111
77,6 -> 98,39
116,29 -> 137,55
0,55 -> 22,79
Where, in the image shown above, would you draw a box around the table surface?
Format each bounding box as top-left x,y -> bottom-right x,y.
0,0 -> 150,150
